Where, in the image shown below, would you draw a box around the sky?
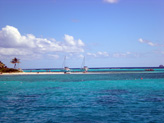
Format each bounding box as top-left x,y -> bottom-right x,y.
0,0 -> 164,69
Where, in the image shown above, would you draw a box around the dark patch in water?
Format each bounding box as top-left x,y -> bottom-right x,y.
20,95 -> 38,98
101,89 -> 129,95
97,95 -> 122,105
96,89 -> 127,105
45,87 -> 61,90
17,93 -> 47,98
45,120 -> 54,123
140,92 -> 164,103
1,93 -> 48,106
0,90 -> 8,93
144,97 -> 164,102
15,98 -> 37,104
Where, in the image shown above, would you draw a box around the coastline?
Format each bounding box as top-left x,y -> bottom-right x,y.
0,72 -> 65,75
0,71 -> 159,75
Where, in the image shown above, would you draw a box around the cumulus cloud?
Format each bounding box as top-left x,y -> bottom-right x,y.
77,39 -> 85,47
103,0 -> 118,4
0,25 -> 35,48
0,25 -> 85,58
64,34 -> 76,46
64,34 -> 84,47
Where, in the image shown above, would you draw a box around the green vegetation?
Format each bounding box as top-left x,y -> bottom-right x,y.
0,68 -> 20,73
0,60 -> 21,73
0,61 -> 6,68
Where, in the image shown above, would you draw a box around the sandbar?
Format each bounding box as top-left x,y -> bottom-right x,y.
0,71 -> 158,75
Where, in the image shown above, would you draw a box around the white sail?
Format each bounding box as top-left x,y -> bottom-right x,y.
81,56 -> 88,72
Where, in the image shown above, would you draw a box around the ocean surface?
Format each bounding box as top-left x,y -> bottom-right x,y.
1,71 -> 164,122
23,67 -> 164,73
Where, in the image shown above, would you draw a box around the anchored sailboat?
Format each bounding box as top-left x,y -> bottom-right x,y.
62,56 -> 71,74
81,56 -> 88,73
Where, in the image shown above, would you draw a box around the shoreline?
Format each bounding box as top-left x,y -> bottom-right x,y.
0,72 -> 65,75
0,71 -> 160,75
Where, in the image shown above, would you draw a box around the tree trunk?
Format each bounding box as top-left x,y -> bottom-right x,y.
14,63 -> 16,69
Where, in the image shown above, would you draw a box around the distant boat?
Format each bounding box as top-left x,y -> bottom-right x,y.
62,56 -> 71,74
81,56 -> 88,73
145,69 -> 154,71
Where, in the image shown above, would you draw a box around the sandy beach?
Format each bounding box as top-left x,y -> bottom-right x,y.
0,71 -> 93,75
0,72 -> 65,75
0,72 -> 97,75
0,71 -> 157,75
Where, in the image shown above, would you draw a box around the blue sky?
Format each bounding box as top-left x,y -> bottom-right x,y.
0,0 -> 164,68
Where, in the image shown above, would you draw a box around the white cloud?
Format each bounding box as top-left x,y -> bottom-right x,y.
97,51 -> 109,57
126,52 -> 131,55
48,54 -> 59,59
0,25 -> 85,58
79,54 -> 84,58
87,52 -> 97,57
87,51 -> 139,58
138,38 -> 144,43
64,34 -> 76,46
77,39 -> 85,47
64,34 -> 84,47
113,53 -> 126,58
112,52 -> 140,58
0,25 -> 35,48
103,0 -> 118,4
139,38 -> 157,46
87,51 -> 109,57
0,48 -> 32,56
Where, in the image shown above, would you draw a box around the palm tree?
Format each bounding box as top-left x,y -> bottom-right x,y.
11,57 -> 20,69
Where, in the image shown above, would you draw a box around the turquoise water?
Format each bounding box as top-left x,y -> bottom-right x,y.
23,68 -> 164,73
1,73 -> 164,122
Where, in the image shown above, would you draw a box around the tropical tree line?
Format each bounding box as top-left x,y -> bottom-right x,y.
0,61 -> 7,68
11,57 -> 20,69
0,57 -> 21,73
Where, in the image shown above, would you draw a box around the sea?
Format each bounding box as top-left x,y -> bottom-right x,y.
1,67 -> 164,123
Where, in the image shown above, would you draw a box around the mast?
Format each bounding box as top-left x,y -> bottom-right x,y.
81,56 -> 85,69
62,56 -> 66,69
81,56 -> 88,73
62,56 -> 70,72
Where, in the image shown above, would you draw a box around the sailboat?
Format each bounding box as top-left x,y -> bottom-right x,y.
62,56 -> 71,74
81,56 -> 88,73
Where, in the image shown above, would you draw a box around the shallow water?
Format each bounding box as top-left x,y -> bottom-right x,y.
23,68 -> 164,73
0,73 -> 164,122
